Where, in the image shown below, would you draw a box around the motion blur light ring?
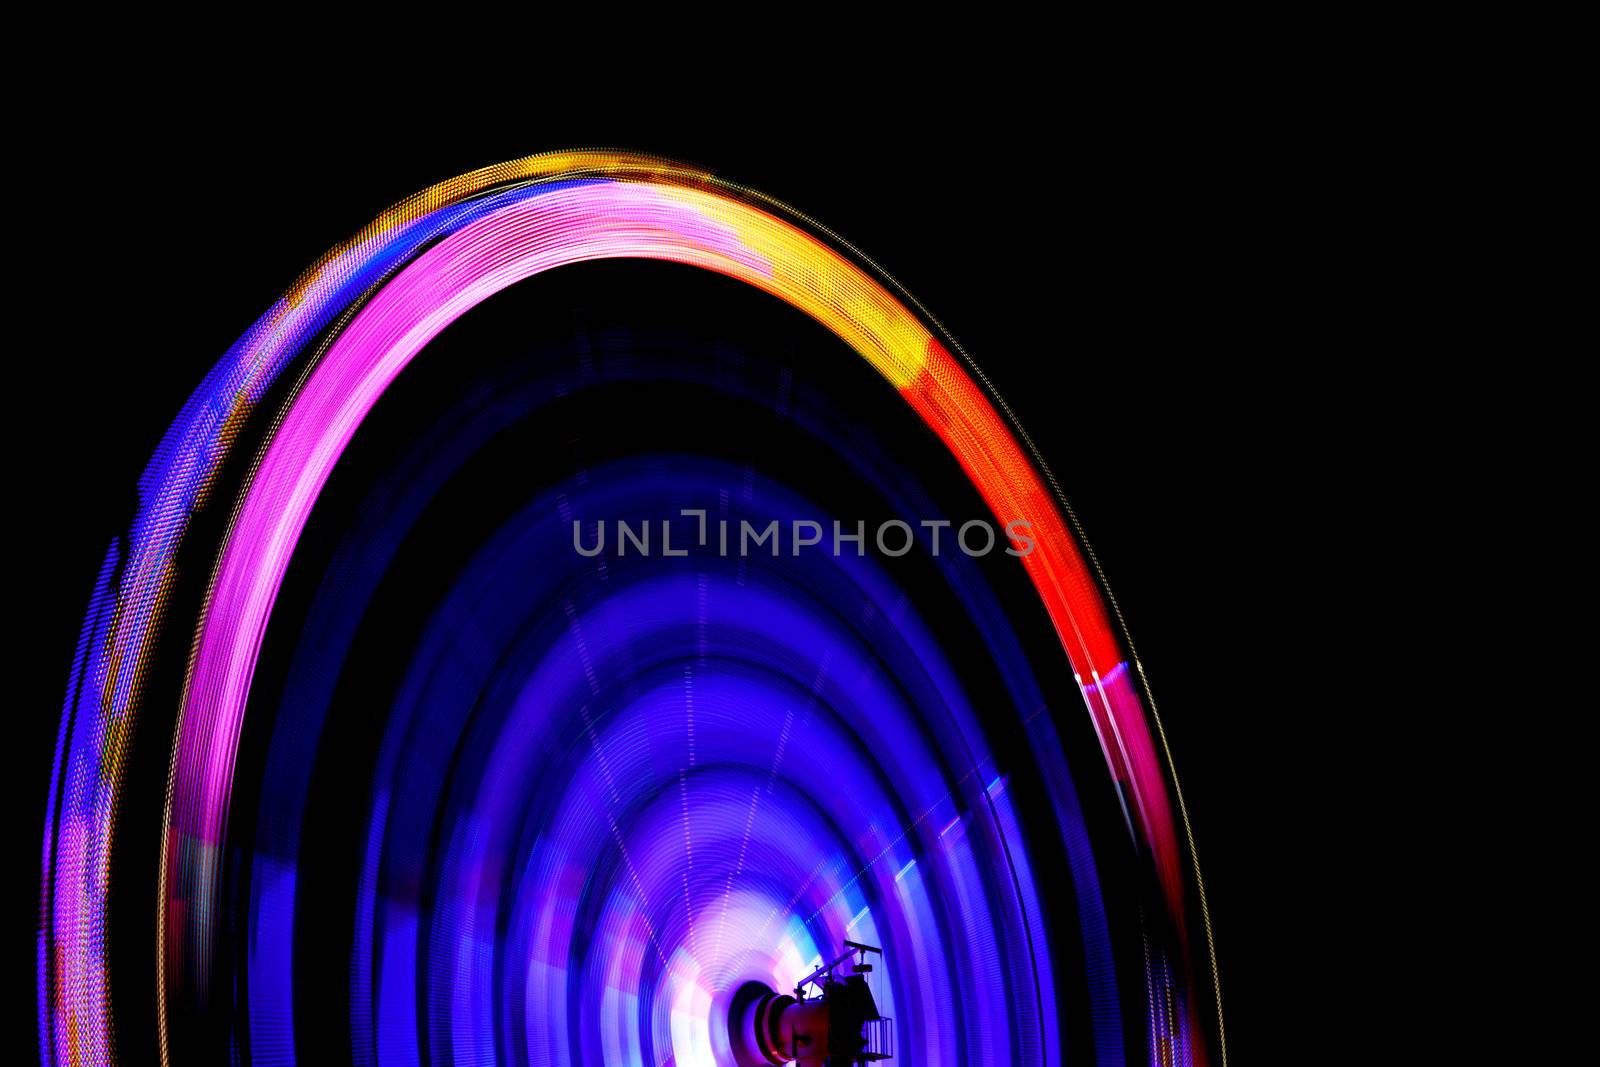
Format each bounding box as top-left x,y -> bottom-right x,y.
40,151 -> 1224,1066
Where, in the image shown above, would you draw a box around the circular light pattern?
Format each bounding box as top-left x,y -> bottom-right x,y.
40,152 -> 1224,1066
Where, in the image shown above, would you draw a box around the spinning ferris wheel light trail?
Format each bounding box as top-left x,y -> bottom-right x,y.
37,150 -> 1224,1067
